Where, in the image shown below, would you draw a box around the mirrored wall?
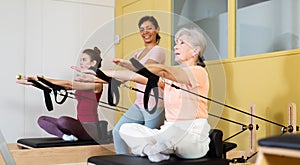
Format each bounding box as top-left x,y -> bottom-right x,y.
173,0 -> 228,61
237,0 -> 300,56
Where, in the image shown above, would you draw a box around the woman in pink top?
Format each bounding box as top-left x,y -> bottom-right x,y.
82,16 -> 166,154
17,47 -> 104,142
110,16 -> 166,154
114,27 -> 211,162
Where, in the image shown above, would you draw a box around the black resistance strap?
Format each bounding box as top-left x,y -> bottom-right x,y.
129,58 -> 159,114
28,77 -> 68,111
89,66 -> 121,106
26,74 -> 260,141
37,77 -> 68,105
128,57 -> 287,131
27,79 -> 54,111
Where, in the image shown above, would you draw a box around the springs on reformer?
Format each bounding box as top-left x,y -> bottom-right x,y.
242,124 -> 259,131
281,125 -> 300,134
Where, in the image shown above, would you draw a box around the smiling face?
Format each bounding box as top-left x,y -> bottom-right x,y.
79,53 -> 96,69
139,20 -> 159,45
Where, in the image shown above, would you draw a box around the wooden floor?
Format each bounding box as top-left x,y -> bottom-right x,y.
0,143 -> 115,165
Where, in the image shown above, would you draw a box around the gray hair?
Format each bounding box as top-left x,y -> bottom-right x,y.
175,28 -> 207,57
175,28 -> 207,67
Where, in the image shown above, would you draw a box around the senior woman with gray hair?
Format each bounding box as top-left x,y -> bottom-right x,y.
113,27 -> 211,162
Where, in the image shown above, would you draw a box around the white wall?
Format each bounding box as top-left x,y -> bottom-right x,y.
0,0 -> 26,143
0,0 -> 115,143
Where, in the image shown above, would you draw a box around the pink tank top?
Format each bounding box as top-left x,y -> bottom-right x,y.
134,45 -> 165,109
75,90 -> 101,122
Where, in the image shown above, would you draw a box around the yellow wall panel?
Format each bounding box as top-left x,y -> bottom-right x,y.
213,51 -> 300,151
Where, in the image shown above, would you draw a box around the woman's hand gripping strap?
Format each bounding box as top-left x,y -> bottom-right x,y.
37,77 -> 68,105
129,58 -> 159,114
27,79 -> 54,111
89,66 -> 121,106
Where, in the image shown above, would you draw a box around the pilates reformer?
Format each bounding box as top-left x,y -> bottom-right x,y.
0,141 -> 114,165
256,132 -> 300,165
16,120 -> 112,149
88,129 -> 231,165
0,123 -> 114,165
254,103 -> 300,165
84,59 -> 239,164
4,76 -> 118,165
14,66 -> 238,164
16,76 -> 115,147
0,129 -> 15,165
15,58 -> 299,164
85,58 -> 299,164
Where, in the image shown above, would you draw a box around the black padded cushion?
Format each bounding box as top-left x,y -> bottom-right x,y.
222,142 -> 237,159
206,129 -> 223,158
223,142 -> 237,152
88,155 -> 229,165
17,137 -> 98,148
258,133 -> 300,150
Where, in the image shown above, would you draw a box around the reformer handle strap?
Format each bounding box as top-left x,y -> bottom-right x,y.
89,66 -> 121,106
28,80 -> 53,111
37,77 -> 68,105
129,58 -> 159,114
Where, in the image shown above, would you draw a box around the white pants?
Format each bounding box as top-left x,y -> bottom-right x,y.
119,119 -> 211,159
